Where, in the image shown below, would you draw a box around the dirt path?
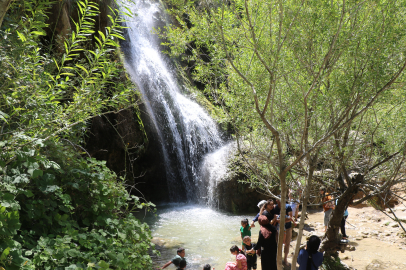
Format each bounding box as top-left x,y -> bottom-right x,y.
284,204 -> 406,270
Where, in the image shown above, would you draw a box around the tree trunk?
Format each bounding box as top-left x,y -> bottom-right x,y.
0,0 -> 13,28
277,171 -> 287,270
320,173 -> 363,255
44,2 -> 72,53
291,160 -> 317,270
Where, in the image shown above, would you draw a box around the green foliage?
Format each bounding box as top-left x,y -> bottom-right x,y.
163,0 -> 406,194
0,0 -> 155,269
163,1 -> 406,258
1,147 -> 156,269
320,256 -> 347,270
0,0 -> 137,158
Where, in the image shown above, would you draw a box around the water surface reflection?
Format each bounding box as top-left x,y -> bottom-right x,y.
143,204 -> 259,269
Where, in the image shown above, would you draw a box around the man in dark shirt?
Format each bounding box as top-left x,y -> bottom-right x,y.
243,236 -> 257,270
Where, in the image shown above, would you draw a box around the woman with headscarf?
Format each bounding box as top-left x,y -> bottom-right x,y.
261,200 -> 277,225
254,215 -> 277,269
297,235 -> 324,270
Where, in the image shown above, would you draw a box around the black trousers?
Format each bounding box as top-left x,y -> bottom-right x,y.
260,248 -> 277,270
340,215 -> 348,237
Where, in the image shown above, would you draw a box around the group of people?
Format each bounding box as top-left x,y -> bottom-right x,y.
161,194 -> 328,270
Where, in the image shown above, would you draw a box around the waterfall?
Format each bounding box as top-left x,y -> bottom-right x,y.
121,0 -> 226,202
199,143 -> 235,207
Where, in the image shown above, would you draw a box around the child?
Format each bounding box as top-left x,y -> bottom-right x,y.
297,235 -> 323,270
243,236 -> 257,270
176,260 -> 187,270
203,264 -> 212,270
240,218 -> 251,251
161,247 -> 186,269
225,245 -> 247,270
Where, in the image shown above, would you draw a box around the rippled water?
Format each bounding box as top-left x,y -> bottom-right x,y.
142,204 -> 260,270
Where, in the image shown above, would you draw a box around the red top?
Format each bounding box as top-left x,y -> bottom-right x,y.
322,193 -> 335,212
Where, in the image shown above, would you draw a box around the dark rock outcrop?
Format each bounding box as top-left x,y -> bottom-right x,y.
41,0 -> 170,202
85,108 -> 169,202
215,174 -> 268,213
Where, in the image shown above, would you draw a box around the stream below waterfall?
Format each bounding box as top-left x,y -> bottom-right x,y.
140,204 -> 259,270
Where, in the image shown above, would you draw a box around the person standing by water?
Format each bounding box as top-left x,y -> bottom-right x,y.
320,186 -> 335,232
261,200 -> 278,226
243,236 -> 257,270
250,200 -> 267,228
336,198 -> 349,240
274,197 -> 293,266
240,218 -> 251,252
289,187 -> 302,222
254,215 -> 277,269
297,235 -> 324,270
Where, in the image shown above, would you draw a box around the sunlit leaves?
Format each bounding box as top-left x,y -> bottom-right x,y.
163,0 -> 406,198
0,0 -> 153,269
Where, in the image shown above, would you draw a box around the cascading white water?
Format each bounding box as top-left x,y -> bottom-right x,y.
199,142 -> 235,207
121,0 -> 225,201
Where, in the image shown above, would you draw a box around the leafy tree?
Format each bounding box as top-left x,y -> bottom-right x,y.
162,0 -> 406,268
1,0 -> 156,269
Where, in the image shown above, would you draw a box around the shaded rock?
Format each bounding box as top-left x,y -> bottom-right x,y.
346,245 -> 356,251
215,176 -> 268,213
206,143 -> 269,213
85,109 -> 169,201
151,237 -> 184,248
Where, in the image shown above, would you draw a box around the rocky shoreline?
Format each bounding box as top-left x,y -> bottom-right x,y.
288,204 -> 406,270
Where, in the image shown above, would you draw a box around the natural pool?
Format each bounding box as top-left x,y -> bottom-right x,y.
140,204 -> 260,270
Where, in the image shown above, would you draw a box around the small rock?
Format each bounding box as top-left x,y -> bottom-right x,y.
391,223 -> 400,228
347,245 -> 356,251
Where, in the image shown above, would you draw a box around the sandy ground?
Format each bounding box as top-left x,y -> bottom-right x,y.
277,203 -> 406,270
151,204 -> 406,270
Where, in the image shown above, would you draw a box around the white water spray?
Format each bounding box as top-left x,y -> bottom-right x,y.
121,0 -> 228,202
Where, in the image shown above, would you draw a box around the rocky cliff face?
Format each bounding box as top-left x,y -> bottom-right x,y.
41,0 -> 169,202
203,144 -> 269,213
215,173 -> 268,213
85,107 -> 170,202
43,0 -> 265,209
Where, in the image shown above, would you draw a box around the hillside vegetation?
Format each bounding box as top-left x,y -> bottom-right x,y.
0,1 -> 155,269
